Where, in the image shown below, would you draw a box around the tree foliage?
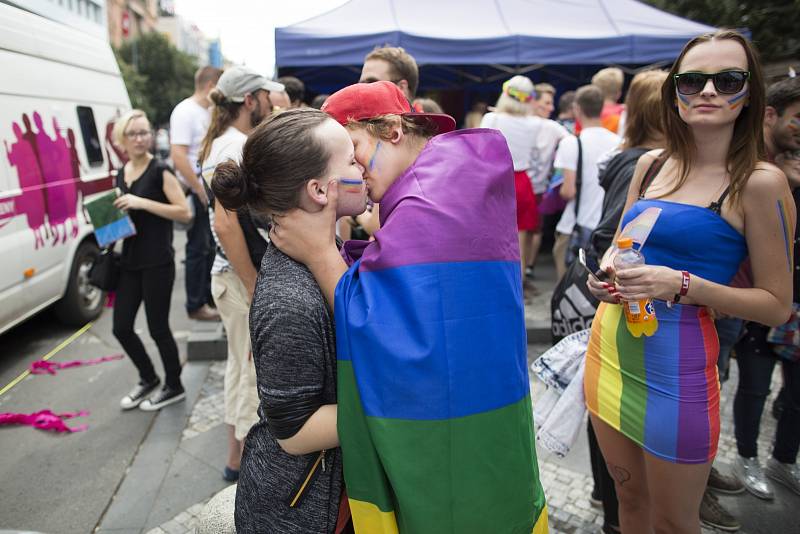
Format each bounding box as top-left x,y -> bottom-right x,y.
115,32 -> 197,127
642,0 -> 800,62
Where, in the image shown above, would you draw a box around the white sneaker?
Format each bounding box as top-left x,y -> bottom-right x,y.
734,455 -> 774,500
139,384 -> 185,411
119,378 -> 160,410
766,457 -> 800,496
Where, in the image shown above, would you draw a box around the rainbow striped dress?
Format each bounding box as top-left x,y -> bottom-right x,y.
585,199 -> 746,463
336,129 -> 548,533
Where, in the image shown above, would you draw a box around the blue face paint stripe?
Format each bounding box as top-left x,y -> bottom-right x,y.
727,91 -> 747,104
339,178 -> 365,185
368,141 -> 382,171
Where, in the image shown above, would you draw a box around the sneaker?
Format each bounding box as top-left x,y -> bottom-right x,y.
766,457 -> 800,496
120,377 -> 160,410
525,266 -> 536,280
188,304 -> 220,321
734,455 -> 774,500
708,466 -> 745,494
700,490 -> 740,532
223,466 -> 240,482
139,384 -> 185,411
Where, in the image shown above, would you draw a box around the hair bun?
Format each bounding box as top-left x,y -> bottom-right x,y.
211,160 -> 249,212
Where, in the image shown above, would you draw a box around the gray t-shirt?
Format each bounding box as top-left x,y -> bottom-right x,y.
235,244 -> 343,534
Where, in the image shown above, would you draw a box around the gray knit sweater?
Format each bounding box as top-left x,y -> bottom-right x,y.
235,244 -> 343,534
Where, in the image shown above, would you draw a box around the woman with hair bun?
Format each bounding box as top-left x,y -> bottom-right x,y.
269,81 -> 548,534
212,107 -> 366,533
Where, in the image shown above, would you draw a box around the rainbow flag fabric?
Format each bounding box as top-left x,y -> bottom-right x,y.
336,129 -> 548,533
584,300 -> 721,463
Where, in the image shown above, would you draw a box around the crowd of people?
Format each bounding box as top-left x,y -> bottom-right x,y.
101,29 -> 800,533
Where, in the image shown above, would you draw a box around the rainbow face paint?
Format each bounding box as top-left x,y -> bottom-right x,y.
788,117 -> 800,132
368,141 -> 382,172
338,178 -> 365,193
677,92 -> 690,110
335,177 -> 367,218
727,90 -> 748,110
777,198 -> 793,273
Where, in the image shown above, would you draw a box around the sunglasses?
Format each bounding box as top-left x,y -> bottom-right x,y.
674,71 -> 750,95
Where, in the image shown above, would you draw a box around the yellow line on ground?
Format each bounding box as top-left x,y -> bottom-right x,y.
0,322 -> 93,398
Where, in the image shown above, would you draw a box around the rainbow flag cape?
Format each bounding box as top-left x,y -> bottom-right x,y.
336,129 -> 548,533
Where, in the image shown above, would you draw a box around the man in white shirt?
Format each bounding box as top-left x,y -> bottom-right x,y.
553,85 -> 620,279
169,66 -> 222,321
528,85 -> 569,277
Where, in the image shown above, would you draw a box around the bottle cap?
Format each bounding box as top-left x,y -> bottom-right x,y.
617,237 -> 634,249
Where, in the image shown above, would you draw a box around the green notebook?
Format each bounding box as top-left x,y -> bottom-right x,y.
84,189 -> 136,248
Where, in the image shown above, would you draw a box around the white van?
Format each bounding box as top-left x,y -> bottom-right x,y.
0,3 -> 131,334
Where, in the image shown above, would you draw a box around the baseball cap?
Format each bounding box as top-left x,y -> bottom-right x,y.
322,81 -> 456,134
216,66 -> 285,103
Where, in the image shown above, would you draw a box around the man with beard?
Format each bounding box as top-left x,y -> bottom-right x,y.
198,66 -> 284,482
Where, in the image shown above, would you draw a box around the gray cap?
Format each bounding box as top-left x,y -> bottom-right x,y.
216,66 -> 285,103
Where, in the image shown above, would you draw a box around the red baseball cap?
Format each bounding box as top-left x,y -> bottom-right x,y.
322,80 -> 456,134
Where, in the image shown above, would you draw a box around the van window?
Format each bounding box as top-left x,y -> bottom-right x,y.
76,106 -> 104,166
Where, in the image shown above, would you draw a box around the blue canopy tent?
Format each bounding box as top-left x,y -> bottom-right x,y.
275,0 -> 715,118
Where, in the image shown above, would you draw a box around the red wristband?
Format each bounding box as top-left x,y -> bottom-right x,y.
679,271 -> 690,296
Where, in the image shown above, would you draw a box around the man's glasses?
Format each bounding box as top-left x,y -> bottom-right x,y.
674,71 -> 750,96
124,130 -> 153,140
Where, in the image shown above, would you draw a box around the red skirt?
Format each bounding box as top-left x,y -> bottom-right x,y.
514,170 -> 540,232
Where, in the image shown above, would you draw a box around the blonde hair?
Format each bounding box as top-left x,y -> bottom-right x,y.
112,109 -> 148,148
620,70 -> 667,150
534,83 -> 556,99
495,75 -> 535,117
413,97 -> 443,114
345,114 -> 438,140
592,67 -> 624,100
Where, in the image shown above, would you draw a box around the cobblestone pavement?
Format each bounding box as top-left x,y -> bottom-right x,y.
151,346 -> 781,534
182,361 -> 225,442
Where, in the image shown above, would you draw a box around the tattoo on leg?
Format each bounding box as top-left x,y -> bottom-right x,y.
607,462 -> 632,486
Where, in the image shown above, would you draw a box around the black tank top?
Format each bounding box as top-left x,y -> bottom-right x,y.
117,158 -> 175,269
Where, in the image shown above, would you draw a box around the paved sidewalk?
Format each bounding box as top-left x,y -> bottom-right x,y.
109,255 -> 798,534
141,354 -> 791,534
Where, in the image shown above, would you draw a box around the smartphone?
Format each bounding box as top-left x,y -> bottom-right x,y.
578,248 -> 609,282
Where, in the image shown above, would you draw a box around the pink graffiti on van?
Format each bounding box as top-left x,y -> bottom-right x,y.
3,112 -> 116,249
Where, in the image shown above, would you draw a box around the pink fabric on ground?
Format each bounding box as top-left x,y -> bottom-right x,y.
29,354 -> 124,375
0,410 -> 89,432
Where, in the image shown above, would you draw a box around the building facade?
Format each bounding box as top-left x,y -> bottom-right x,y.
3,0 -> 106,38
106,0 -> 157,48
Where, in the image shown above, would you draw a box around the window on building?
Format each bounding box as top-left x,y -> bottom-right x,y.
76,106 -> 104,166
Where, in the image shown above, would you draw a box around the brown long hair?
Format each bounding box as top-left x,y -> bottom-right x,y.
211,108 -> 332,216
661,30 -> 766,205
620,69 -> 668,150
198,88 -> 244,165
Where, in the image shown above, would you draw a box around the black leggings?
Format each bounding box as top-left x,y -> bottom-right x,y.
733,323 -> 800,463
113,262 -> 181,388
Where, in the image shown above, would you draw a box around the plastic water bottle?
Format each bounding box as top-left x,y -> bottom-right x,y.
614,237 -> 658,337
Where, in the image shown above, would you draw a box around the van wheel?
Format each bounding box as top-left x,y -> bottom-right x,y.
54,241 -> 105,325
